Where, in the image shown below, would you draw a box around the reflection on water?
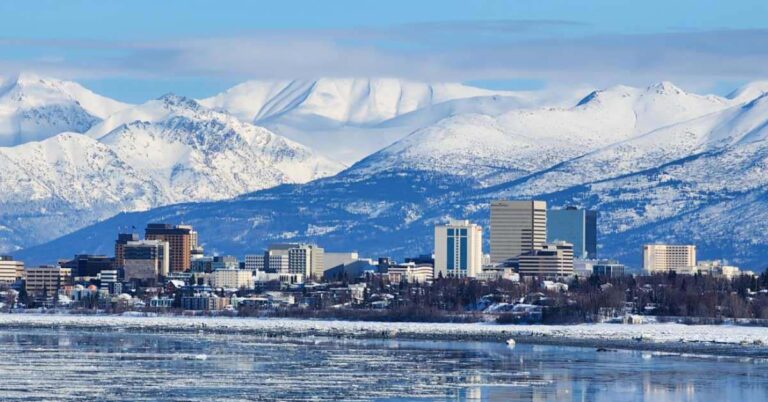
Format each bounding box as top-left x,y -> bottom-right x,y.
0,328 -> 765,401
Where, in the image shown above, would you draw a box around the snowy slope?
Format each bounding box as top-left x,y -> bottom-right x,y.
199,78 -> 523,125
199,78 -> 546,163
0,73 -> 130,146
0,94 -> 344,253
351,82 -> 733,186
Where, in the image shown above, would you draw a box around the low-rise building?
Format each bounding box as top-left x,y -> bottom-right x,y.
518,242 -> 574,277
0,256 -> 23,284
592,260 -> 626,277
181,294 -> 230,311
24,266 -> 71,295
210,269 -> 253,289
387,263 -> 434,283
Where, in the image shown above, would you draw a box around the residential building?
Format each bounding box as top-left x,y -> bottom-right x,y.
114,233 -> 139,268
0,256 -> 23,284
181,294 -> 229,311
490,200 -> 547,264
592,260 -> 626,277
210,269 -> 254,289
518,241 -> 574,277
547,207 -> 597,259
60,254 -> 114,281
434,219 -> 483,278
24,266 -> 71,295
643,244 -> 696,275
144,223 -> 194,272
123,240 -> 169,282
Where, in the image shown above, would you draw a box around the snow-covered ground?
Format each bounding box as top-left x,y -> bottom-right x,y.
1,314 -> 766,356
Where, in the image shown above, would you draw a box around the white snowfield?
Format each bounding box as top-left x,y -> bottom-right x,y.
0,314 -> 766,352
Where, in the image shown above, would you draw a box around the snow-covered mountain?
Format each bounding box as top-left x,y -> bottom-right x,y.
0,73 -> 130,146
18,81 -> 768,270
351,82 -> 733,186
0,93 -> 344,253
199,78 -> 553,163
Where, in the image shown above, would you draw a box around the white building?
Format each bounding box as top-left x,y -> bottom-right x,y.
266,244 -> 324,279
0,256 -> 23,284
123,240 -> 170,282
518,241 -> 574,278
210,269 -> 254,289
434,219 -> 483,278
387,263 -> 434,283
490,200 -> 547,264
324,252 -> 359,270
643,244 -> 696,275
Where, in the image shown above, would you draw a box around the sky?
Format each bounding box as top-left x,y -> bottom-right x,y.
1,0 -> 768,102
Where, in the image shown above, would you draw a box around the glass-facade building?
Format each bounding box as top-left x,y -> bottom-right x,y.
434,220 -> 483,278
546,207 -> 597,259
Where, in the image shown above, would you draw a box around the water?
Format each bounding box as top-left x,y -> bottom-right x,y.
0,328 -> 766,401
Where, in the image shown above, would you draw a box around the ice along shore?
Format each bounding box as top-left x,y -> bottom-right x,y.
1,314 -> 767,358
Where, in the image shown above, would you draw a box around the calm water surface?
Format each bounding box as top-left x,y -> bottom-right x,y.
0,328 -> 765,401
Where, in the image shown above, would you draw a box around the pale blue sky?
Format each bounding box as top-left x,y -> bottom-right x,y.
2,0 -> 767,102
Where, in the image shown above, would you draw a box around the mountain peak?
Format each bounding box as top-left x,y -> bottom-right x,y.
157,93 -> 201,110
646,81 -> 684,95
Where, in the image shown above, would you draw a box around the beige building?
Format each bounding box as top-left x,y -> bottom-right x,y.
434,219 -> 483,278
24,266 -> 71,295
518,241 -> 574,277
0,256 -> 23,284
643,244 -> 696,274
388,263 -> 435,283
210,269 -> 254,289
490,200 -> 547,264
145,224 -> 194,272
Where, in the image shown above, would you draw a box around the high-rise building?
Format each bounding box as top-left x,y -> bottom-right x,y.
0,256 -> 23,284
123,240 -> 170,282
490,200 -> 547,264
114,233 -> 139,268
518,241 -> 574,277
145,224 -> 193,272
643,244 -> 696,274
547,207 -> 597,259
434,219 -> 483,278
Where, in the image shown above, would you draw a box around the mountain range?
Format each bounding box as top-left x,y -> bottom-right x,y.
8,76 -> 768,270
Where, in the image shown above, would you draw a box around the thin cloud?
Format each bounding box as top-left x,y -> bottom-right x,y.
1,22 -> 768,91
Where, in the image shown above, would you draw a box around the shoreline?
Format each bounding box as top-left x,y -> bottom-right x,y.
1,313 -> 767,358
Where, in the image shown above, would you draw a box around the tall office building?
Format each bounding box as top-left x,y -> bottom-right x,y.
0,256 -> 23,284
114,233 -> 139,268
547,207 -> 598,259
518,241 -> 574,277
490,200 -> 547,264
123,240 -> 170,282
434,219 -> 483,278
145,224 -> 193,272
244,254 -> 265,272
643,244 -> 697,274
